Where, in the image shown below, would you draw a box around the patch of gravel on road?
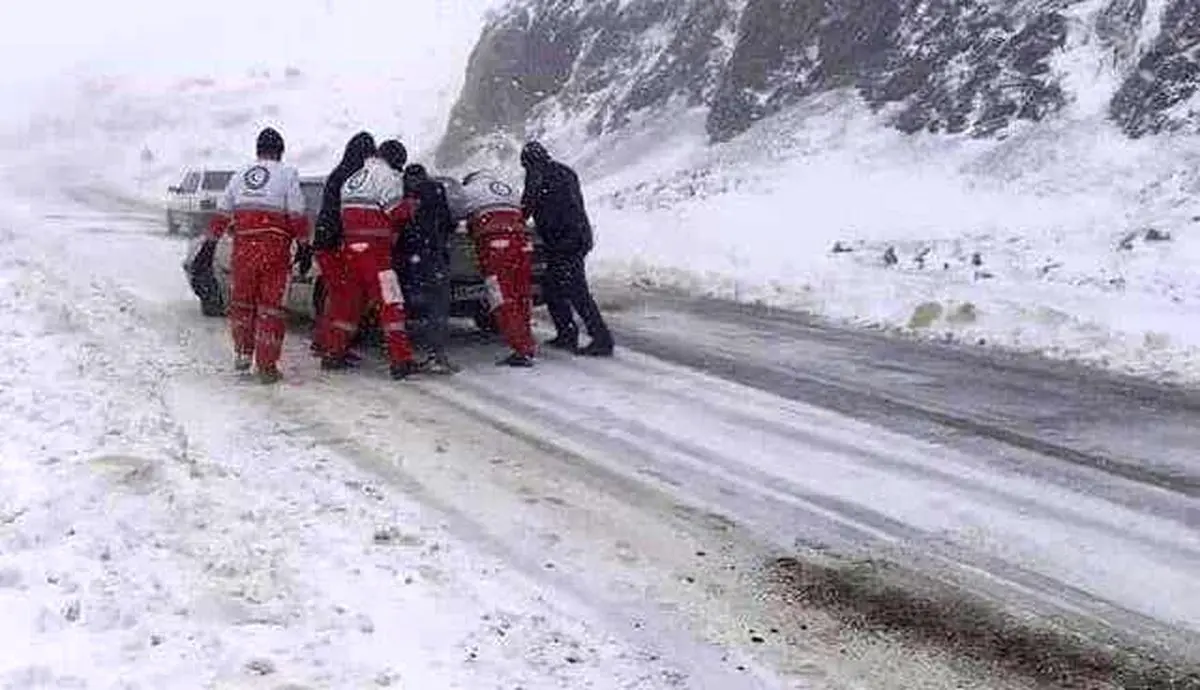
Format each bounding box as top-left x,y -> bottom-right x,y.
762,555 -> 1200,690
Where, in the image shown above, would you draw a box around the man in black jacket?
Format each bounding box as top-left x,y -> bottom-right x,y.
519,141 -> 613,356
311,131 -> 375,359
389,154 -> 458,374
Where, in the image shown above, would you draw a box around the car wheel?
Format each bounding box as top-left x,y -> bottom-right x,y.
472,303 -> 499,334
166,210 -> 179,235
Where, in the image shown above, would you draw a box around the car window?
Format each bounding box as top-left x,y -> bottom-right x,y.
201,171 -> 234,191
181,172 -> 201,193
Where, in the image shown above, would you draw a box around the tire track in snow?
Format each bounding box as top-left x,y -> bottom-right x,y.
28,182 -> 1191,687
1,208 -> 724,688
605,295 -> 1200,499
259,355 -> 1038,690
369,337 -> 1200,683
33,258 -> 1025,686
10,197 -> 822,687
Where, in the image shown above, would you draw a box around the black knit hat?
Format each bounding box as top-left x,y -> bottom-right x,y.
378,140 -> 408,171
256,127 -> 285,158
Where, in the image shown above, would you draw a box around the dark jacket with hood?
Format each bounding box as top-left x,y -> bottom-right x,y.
398,165 -> 455,280
314,132 -> 375,250
520,160 -> 593,256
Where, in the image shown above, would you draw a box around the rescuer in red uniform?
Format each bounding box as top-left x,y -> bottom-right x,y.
321,145 -> 420,380
457,170 -> 537,367
310,132 -> 376,361
208,127 -> 310,384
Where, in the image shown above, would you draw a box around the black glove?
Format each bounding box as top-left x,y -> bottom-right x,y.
295,243 -> 314,276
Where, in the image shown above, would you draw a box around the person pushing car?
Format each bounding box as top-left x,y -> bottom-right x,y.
310,131 -> 375,362
457,169 -> 538,367
397,160 -> 459,374
208,127 -> 310,384
321,139 -> 420,380
519,141 -> 613,356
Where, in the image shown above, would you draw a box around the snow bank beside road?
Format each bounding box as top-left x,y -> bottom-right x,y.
578,95 -> 1200,385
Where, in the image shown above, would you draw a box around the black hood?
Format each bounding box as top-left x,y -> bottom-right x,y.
340,131 -> 376,169
314,131 -> 376,250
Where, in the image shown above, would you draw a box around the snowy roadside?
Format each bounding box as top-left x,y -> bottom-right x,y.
578,97 -> 1200,387
0,202 -> 697,688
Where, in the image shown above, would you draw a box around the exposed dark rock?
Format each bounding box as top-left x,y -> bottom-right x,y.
1110,0 -> 1200,136
436,5 -> 581,168
438,0 -> 1194,163
1096,0 -> 1148,65
436,0 -> 736,168
711,0 -> 1070,141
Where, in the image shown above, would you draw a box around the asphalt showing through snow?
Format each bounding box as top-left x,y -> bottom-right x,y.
604,290 -> 1200,501
591,287 -> 1200,680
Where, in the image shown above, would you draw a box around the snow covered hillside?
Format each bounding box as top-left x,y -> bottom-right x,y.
432,0 -> 1200,384
576,97 -> 1200,385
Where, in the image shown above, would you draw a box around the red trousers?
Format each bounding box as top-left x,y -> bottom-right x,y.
229,237 -> 292,371
326,242 -> 413,365
313,248 -> 348,353
476,231 -> 536,357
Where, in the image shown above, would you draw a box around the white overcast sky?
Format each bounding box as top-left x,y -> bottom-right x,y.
0,0 -> 498,119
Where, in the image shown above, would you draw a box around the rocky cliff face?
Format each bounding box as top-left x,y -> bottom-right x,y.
436,0 -> 1199,168
1110,0 -> 1200,136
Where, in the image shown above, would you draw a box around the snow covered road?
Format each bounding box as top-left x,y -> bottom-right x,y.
2,171 -> 1198,688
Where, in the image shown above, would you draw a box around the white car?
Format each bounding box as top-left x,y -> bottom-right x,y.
165,168 -> 236,235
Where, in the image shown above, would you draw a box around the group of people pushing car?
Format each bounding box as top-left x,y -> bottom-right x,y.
207,126 -> 614,384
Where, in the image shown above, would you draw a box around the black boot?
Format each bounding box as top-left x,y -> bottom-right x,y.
257,366 -> 283,384
321,355 -> 353,371
579,339 -> 614,357
496,352 -> 534,368
390,361 -> 418,380
544,332 -> 578,352
419,353 -> 460,375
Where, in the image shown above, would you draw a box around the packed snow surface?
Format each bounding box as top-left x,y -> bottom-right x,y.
0,192 -> 716,689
